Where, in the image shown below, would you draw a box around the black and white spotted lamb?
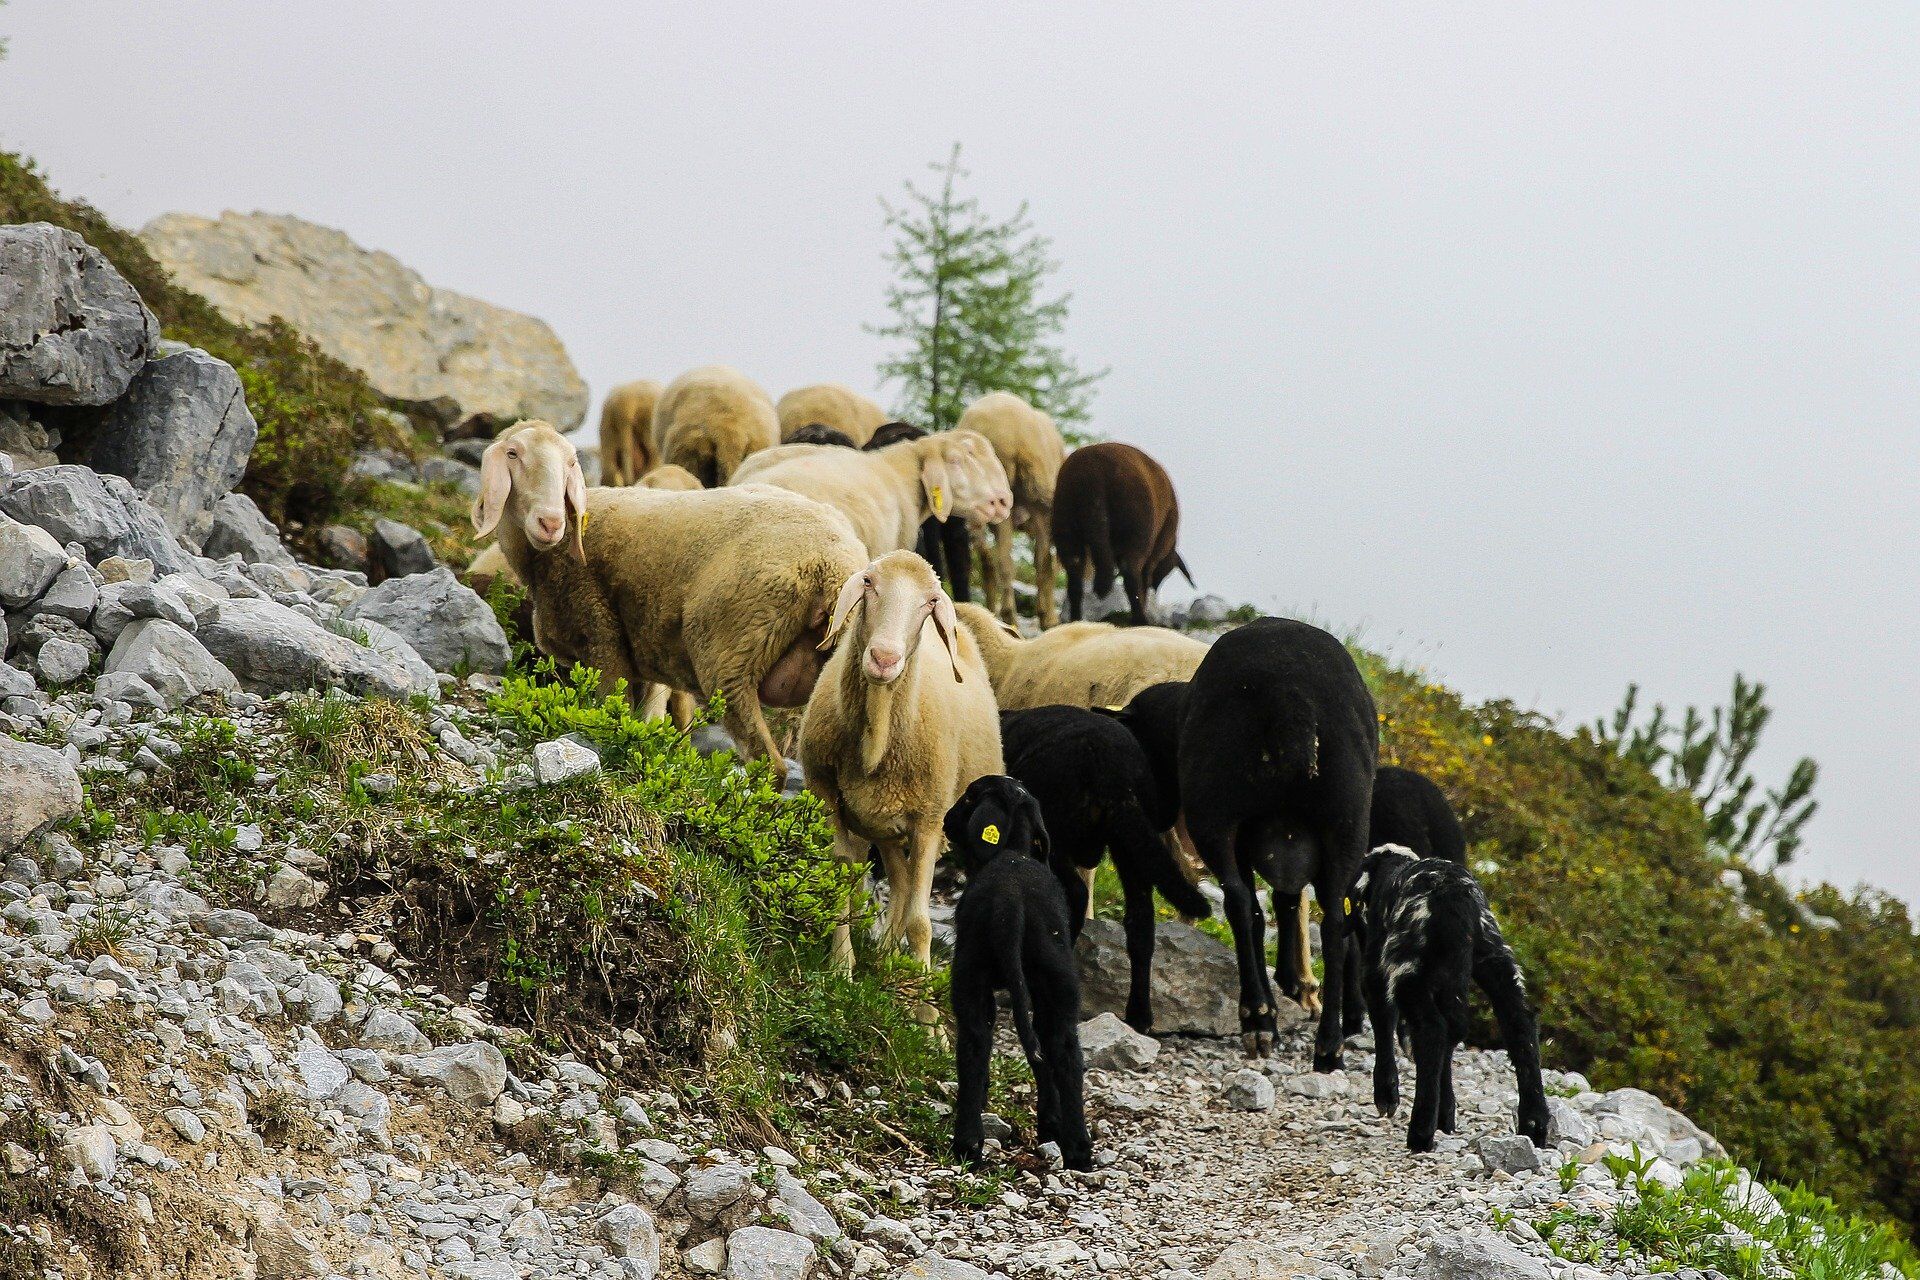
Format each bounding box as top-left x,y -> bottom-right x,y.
944,775 -> 1093,1171
1351,845 -> 1550,1153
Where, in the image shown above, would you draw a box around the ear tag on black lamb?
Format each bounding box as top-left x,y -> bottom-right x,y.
980,823 -> 1000,846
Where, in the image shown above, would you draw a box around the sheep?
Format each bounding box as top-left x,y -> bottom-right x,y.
799,550 -> 1003,984
598,379 -> 661,487
954,604 -> 1207,710
636,463 -> 703,491
776,383 -> 888,445
732,430 -> 1012,566
945,774 -> 1091,1171
473,420 -> 866,762
784,423 -> 858,449
1351,846 -> 1549,1152
957,393 -> 1067,630
1053,442 -> 1193,625
858,422 -> 974,602
1108,617 -> 1377,1068
1371,765 -> 1467,864
1000,705 -> 1210,1033
650,365 -> 780,487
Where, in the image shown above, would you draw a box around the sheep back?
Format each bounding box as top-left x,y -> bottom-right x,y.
957,391 -> 1066,510
955,604 -> 1207,710
777,383 -> 888,445
652,366 -> 779,487
598,379 -> 662,486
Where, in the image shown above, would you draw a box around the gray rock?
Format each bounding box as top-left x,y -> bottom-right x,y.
1077,1011 -> 1160,1071
295,973 -> 343,1025
87,348 -> 257,544
1222,1068 -> 1274,1112
294,1039 -> 351,1101
1591,1088 -> 1672,1148
199,596 -> 435,699
32,635 -> 89,684
0,516 -> 65,608
201,492 -> 296,567
61,1123 -> 118,1181
1283,1072 -> 1349,1100
0,465 -> 186,573
394,1041 -> 508,1108
26,564 -> 96,624
163,1107 -> 206,1144
1416,1232 -> 1551,1280
356,1008 -> 429,1053
895,1257 -> 997,1280
1475,1134 -> 1543,1174
420,455 -> 481,493
1077,918 -> 1238,1037
94,670 -> 166,711
371,518 -> 435,580
14,612 -> 99,664
342,566 -> 510,675
532,736 -> 600,785
263,862 -> 326,910
773,1170 -> 840,1243
726,1226 -> 815,1280
96,555 -> 152,584
685,1162 -> 755,1222
104,618 -> 237,708
1545,1098 -> 1594,1147
861,1216 -> 922,1253
0,223 -> 157,406
1185,594 -> 1232,626
686,1237 -> 729,1276
0,661 -> 35,699
601,1202 -> 661,1270
316,524 -> 369,573
0,735 -> 81,855
91,579 -> 197,646
0,403 -> 59,470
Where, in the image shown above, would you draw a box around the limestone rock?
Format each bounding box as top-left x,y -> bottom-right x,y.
342,566 -> 510,675
726,1226 -> 815,1280
198,596 -> 435,699
1222,1068 -> 1275,1112
0,516 -> 65,608
533,737 -> 600,785
369,517 -> 435,581
104,618 -> 237,708
1416,1232 -> 1551,1280
394,1041 -> 509,1108
0,223 -> 157,406
202,492 -> 297,567
1077,918 -> 1238,1037
0,465 -> 186,574
141,211 -> 586,428
0,735 -> 81,855
1077,1011 -> 1160,1071
84,348 -> 257,544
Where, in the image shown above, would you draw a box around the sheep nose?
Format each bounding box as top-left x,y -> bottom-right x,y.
866,644 -> 903,677
534,514 -> 564,543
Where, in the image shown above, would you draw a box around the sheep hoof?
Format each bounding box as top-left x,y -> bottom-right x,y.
1297,985 -> 1323,1018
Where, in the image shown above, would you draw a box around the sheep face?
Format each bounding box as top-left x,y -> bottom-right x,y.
472,421 -> 589,561
824,550 -> 964,686
933,430 -> 1014,525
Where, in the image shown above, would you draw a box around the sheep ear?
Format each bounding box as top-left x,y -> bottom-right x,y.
1024,792 -> 1050,862
930,591 -> 963,681
473,439 -> 512,536
820,571 -> 868,652
921,450 -> 953,522
565,455 -> 589,563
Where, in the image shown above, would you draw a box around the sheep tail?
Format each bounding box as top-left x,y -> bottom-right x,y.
1173,553 -> 1195,588
1084,500 -> 1118,599
1003,928 -> 1042,1064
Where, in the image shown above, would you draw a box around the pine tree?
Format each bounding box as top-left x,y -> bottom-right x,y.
871,145 -> 1105,436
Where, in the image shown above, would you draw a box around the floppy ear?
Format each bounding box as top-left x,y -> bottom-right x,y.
1022,790 -> 1050,862
564,454 -> 588,563
472,439 -> 513,536
819,571 -> 869,652
921,448 -> 953,522
942,792 -> 971,848
930,590 -> 962,682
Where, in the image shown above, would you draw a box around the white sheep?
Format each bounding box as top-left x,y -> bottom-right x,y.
956,393 -> 1067,630
472,421 -> 866,762
731,430 -> 1013,561
636,463 -> 703,491
598,379 -> 662,486
650,365 -> 780,487
776,383 -> 889,445
800,550 -> 1004,986
953,603 -> 1208,710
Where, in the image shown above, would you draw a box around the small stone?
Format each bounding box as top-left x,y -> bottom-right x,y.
1077,1011 -> 1159,1071
1222,1068 -> 1274,1112
263,862 -> 327,910
601,1201 -> 661,1270
532,736 -> 600,784
1416,1231 -> 1551,1280
685,1161 -> 755,1221
164,1107 -> 206,1144
62,1123 -> 118,1181
394,1041 -> 509,1108
686,1237 -> 729,1276
727,1226 -> 816,1280
1475,1134 -> 1542,1175
1283,1072 -> 1349,1099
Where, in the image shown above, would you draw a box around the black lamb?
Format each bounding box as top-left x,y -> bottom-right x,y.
1000,705 -> 1211,1033
785,423 -> 859,448
1110,617 -> 1377,1068
945,775 -> 1092,1171
1351,846 -> 1549,1152
1371,765 -> 1467,864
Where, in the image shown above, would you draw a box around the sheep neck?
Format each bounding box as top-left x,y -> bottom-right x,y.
835,620 -> 936,776
492,506 -> 572,602
875,437 -> 941,526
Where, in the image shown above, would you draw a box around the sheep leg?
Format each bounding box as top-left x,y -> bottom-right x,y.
828,825 -> 868,974
1031,508 -> 1058,630
903,824 -> 941,970
1474,941 -> 1551,1146
1367,967 -> 1400,1118
1439,1051 -> 1458,1135
1296,890 -> 1323,1016
1063,552 -> 1085,622
949,962 -> 995,1167
1312,868 -> 1353,1073
1118,866 -> 1159,1034
1121,564 -> 1147,626
1341,923 -> 1367,1036
942,518 -> 974,603
716,676 -> 782,763
1210,823 -> 1277,1055
1403,998 -> 1449,1153
989,520 -> 1018,623
1036,982 -> 1093,1171
875,841 -> 911,950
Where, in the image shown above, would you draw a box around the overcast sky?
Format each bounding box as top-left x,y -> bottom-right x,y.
4,3 -> 1916,899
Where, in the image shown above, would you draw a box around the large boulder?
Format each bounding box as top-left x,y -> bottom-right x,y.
198,595 -> 435,699
0,223 -> 157,406
1076,917 -> 1239,1037
0,516 -> 66,608
0,736 -> 81,855
104,618 -> 239,708
85,347 -> 257,544
342,566 -> 510,675
141,211 -> 587,429
0,465 -> 186,574
201,493 -> 296,567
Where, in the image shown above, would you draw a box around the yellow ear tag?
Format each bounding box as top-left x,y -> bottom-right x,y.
931,485 -> 946,517
980,823 -> 1000,846
1343,897 -> 1352,914
578,510 -> 589,536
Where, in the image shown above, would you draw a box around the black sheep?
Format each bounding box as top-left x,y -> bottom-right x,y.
1111,618 -> 1377,1068
862,422 -> 974,602
1350,846 -> 1550,1152
1372,765 -> 1467,863
1001,706 -> 1211,1033
945,775 -> 1092,1172
785,423 -> 859,448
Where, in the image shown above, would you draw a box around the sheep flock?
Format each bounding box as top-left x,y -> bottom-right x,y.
474,367 -> 1548,1161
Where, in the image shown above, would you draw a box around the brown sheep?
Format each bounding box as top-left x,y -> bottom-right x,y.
957,393 -> 1067,630
776,384 -> 889,445
651,366 -> 780,487
1052,442 -> 1193,625
598,379 -> 661,487
637,463 -> 703,491
472,421 -> 866,762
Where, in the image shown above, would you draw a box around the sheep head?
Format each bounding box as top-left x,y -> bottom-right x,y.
822,550 -> 963,685
921,430 -> 1013,525
472,421 -> 588,562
